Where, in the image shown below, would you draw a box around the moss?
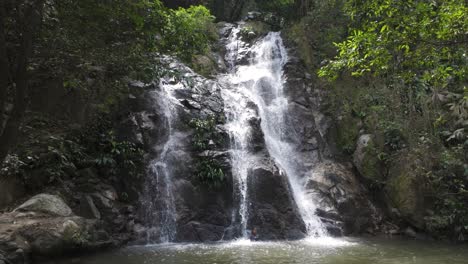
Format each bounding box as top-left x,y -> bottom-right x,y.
335,115 -> 360,154
244,21 -> 270,35
386,153 -> 429,229
285,23 -> 315,71
191,54 -> 217,77
62,220 -> 89,246
387,173 -> 417,214
360,144 -> 383,181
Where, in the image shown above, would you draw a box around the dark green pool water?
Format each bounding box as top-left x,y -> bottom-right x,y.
67,237 -> 468,264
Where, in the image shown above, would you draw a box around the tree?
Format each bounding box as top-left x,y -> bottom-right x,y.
0,0 -> 215,164
319,0 -> 467,86
295,0 -> 311,17
319,0 -> 467,132
0,0 -> 45,164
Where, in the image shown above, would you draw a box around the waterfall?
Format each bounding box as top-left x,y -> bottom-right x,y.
221,28 -> 327,238
140,78 -> 183,244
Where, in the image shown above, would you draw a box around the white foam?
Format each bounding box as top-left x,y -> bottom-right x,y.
301,237 -> 358,247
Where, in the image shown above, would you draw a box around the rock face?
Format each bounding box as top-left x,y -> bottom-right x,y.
281,38 -> 382,235
14,194 -> 72,217
125,19 -> 382,243
247,164 -> 307,240
1,176 -> 137,263
121,56 -> 236,243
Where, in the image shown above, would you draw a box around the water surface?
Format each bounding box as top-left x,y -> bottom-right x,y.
69,237 -> 468,264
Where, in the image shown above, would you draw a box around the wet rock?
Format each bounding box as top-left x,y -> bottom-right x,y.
176,222 -> 224,242
247,163 -> 307,240
247,116 -> 266,152
304,161 -> 381,235
324,223 -> 343,237
316,208 -> 341,221
404,227 -> 417,238
245,11 -> 262,21
15,194 -> 72,217
128,80 -> 146,89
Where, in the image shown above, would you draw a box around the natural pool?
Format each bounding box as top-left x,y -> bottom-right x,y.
59,237 -> 468,264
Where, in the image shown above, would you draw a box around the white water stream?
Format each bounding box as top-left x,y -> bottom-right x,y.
142,27 -> 327,243
221,28 -> 327,238
141,79 -> 184,243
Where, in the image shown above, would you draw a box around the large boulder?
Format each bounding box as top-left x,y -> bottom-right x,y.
353,134 -> 383,182
306,161 -> 381,235
14,194 -> 72,217
20,219 -> 87,256
385,153 -> 430,229
247,162 -> 307,240
0,211 -> 116,264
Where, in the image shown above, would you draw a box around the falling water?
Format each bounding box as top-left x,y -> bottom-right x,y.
141,78 -> 183,243
222,28 -> 327,238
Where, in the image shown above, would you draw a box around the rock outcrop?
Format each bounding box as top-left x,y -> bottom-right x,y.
14,194 -> 72,217
247,163 -> 307,240
0,195 -> 122,263
281,38 -> 383,235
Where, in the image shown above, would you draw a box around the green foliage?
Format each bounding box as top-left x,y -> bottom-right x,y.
320,0 -> 467,84
161,5 -> 217,61
0,155 -> 26,178
189,115 -> 219,151
32,0 -> 217,116
425,147 -> 468,239
189,115 -> 226,188
195,157 -> 225,189
92,131 -> 144,176
309,0 -> 466,239
255,0 -> 296,18
77,115 -> 144,178
285,0 -> 348,71
0,111 -> 144,193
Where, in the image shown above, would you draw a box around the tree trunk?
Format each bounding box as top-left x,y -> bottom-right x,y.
0,1 -> 44,164
295,0 -> 310,17
0,2 -> 10,134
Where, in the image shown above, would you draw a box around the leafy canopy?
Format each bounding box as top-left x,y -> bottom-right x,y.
319,0 -> 467,92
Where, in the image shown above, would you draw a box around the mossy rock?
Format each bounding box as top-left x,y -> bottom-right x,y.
385,154 -> 429,229
191,55 -> 217,77
353,134 -> 383,182
239,21 -> 270,42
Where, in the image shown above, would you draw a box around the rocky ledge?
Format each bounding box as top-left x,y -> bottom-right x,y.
0,192 -> 135,264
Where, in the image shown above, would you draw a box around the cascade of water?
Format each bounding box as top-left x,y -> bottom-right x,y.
141,79 -> 183,243
221,28 -> 327,238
